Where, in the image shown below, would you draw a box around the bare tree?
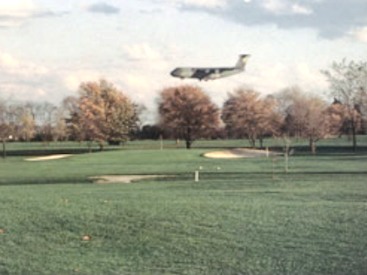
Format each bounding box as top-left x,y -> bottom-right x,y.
62,96 -> 81,141
222,88 -> 282,148
24,101 -> 57,142
0,100 -> 16,158
322,59 -> 367,150
52,107 -> 68,141
158,85 -> 220,149
15,105 -> 36,141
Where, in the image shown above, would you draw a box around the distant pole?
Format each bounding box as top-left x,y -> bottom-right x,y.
266,147 -> 269,158
194,170 -> 199,182
160,135 -> 163,150
2,140 -> 6,159
284,143 -> 290,173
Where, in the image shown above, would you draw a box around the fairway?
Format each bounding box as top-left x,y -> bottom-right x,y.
0,141 -> 367,274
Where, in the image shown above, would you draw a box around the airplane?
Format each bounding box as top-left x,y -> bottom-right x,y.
170,54 -> 250,81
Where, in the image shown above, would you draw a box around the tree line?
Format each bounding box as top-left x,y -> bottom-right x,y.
0,59 -> 366,153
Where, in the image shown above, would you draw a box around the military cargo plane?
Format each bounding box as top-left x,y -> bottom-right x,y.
170,54 -> 250,81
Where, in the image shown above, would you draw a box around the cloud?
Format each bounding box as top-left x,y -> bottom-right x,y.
177,0 -> 367,39
158,0 -> 228,9
261,0 -> 313,15
0,51 -> 48,76
290,4 -> 313,15
123,44 -> 163,61
0,52 -> 19,68
0,50 -> 62,103
350,26 -> 367,43
180,0 -> 228,8
86,2 -> 120,14
0,0 -> 67,28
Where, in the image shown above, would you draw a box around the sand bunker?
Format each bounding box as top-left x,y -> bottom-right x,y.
90,175 -> 171,184
25,154 -> 72,161
204,148 -> 278,159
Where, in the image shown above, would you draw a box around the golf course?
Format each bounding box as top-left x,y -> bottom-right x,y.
0,138 -> 366,274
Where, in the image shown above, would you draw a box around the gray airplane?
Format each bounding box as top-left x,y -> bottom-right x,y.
170,54 -> 250,81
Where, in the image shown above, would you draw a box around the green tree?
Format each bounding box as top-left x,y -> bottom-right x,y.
158,85 -> 220,149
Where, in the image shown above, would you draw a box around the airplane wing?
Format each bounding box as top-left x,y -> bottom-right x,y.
192,69 -> 215,80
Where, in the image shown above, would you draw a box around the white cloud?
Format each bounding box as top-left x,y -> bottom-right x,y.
0,50 -> 57,102
0,0 -> 37,27
0,52 -> 20,68
293,63 -> 328,92
262,0 -> 286,14
262,0 -> 313,15
0,0 -> 60,28
63,70 -> 105,91
0,51 -> 48,76
350,26 -> 367,43
291,4 -> 313,15
123,44 -> 162,61
0,0 -> 37,16
172,0 -> 228,9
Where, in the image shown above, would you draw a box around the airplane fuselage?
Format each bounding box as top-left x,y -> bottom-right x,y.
170,67 -> 243,81
170,54 -> 250,81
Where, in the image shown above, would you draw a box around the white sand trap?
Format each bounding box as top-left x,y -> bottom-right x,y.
25,154 -> 72,161
90,175 -> 171,184
204,148 -> 278,159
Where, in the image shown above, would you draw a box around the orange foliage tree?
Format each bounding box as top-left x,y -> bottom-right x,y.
67,79 -> 139,149
222,88 -> 282,148
158,85 -> 220,149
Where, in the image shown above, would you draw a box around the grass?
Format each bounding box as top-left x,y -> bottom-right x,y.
0,138 -> 367,274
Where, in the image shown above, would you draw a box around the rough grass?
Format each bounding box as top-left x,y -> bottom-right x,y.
0,138 -> 367,274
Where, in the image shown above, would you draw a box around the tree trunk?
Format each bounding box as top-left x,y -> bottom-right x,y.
185,140 -> 192,149
248,135 -> 256,148
259,137 -> 264,149
185,127 -> 192,149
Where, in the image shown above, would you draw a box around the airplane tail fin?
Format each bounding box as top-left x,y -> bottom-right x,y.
235,54 -> 250,69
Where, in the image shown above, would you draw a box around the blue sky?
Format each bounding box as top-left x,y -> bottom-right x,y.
0,0 -> 366,121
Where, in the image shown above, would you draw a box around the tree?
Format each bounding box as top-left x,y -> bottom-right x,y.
276,87 -> 339,154
325,99 -> 362,138
62,96 -> 81,141
68,79 -> 139,149
158,85 -> 220,149
15,105 -> 36,141
24,101 -> 57,142
52,107 -> 68,141
0,100 -> 15,158
222,89 -> 282,148
322,59 -> 367,150
138,124 -> 163,140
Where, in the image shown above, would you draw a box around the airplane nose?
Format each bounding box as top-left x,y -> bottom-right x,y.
170,68 -> 179,76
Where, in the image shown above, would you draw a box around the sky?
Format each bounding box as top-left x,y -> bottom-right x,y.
0,0 -> 366,122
